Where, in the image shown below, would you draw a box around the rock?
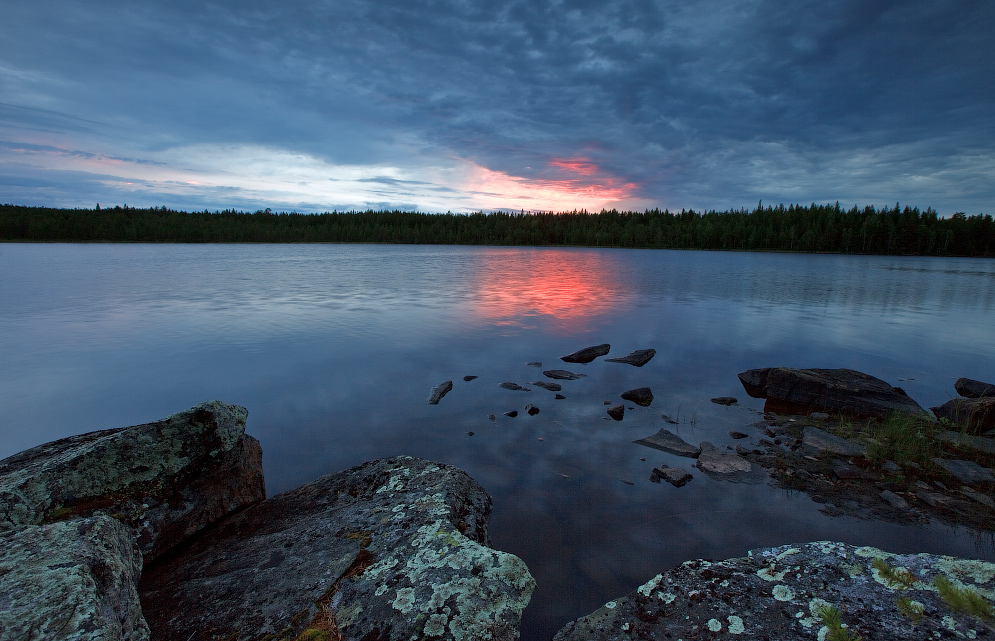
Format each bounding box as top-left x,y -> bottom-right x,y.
833,462 -> 863,480
810,412 -> 830,420
462,375 -> 478,382
605,349 -> 656,367
711,397 -> 738,406
801,426 -> 867,457
531,381 -> 562,392
487,414 -> 497,423
543,369 -> 586,380
525,404 -> 540,416
696,443 -> 765,483
553,541 -> 995,641
526,361 -> 542,367
661,415 -> 678,425
933,458 -> 995,485
955,377 -> 995,398
560,344 -> 610,364
555,394 -> 566,400
960,487 -> 995,508
0,401 -> 264,564
651,466 -> 693,487
737,367 -> 927,418
428,380 -> 454,403
880,489 -> 909,509
935,430 -> 995,454
881,460 -> 902,474
498,382 -> 531,391
504,410 -> 519,418
915,489 -> 956,508
607,404 -> 625,421
728,431 -> 748,439
931,397 -> 995,434
140,456 -> 535,641
620,387 -> 653,407
619,479 -> 635,486
634,429 -> 701,458
0,515 -> 149,640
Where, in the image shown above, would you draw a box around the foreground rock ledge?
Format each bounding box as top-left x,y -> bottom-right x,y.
140,456 -> 536,641
554,541 -> 995,641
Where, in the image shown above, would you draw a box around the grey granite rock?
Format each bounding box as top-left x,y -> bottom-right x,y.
0,401 -> 264,563
650,466 -> 693,487
802,426 -> 868,457
933,458 -> 995,485
140,456 -> 535,641
605,349 -> 656,367
935,430 -> 995,454
633,429 -> 701,458
696,443 -> 766,483
0,515 -> 149,640
428,380 -> 454,403
560,344 -> 610,364
554,541 -> 995,641
955,377 -> 995,399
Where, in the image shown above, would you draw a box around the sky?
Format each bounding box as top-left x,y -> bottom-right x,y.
1,0 -> 993,215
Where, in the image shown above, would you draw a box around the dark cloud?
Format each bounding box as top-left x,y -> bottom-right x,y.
1,0 -> 991,212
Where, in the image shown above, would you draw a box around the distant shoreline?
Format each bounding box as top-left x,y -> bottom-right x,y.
2,203 -> 992,256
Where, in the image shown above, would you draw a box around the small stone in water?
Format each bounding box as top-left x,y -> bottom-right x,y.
463,375 -> 478,381
526,404 -> 540,416
620,479 -> 635,485
504,410 -> 519,418
555,394 -> 566,399
607,404 -> 625,421
729,431 -> 748,439
466,431 -> 474,436
527,361 -> 542,367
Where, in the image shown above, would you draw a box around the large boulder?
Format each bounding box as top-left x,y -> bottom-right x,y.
738,367 -> 926,418
955,377 -> 995,399
0,401 -> 265,563
0,515 -> 149,640
931,397 -> 995,434
554,541 -> 995,641
139,456 -> 535,641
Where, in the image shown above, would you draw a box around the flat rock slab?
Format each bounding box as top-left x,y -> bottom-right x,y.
738,367 -> 926,418
931,397 -> 995,434
499,382 -> 532,391
427,380 -> 454,404
956,377 -> 995,398
531,381 -> 562,392
553,541 -> 995,641
620,387 -> 653,407
650,466 -> 693,487
543,369 -> 586,380
802,426 -> 867,457
0,401 -> 264,563
560,344 -> 610,364
933,458 -> 995,485
0,515 -> 148,640
935,430 -> 995,454
696,443 -> 765,483
140,456 -> 535,641
633,429 -> 701,458
605,349 -> 656,367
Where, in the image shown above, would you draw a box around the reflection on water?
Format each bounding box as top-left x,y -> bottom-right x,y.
1,244 -> 994,640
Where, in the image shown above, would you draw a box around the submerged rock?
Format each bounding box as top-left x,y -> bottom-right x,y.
499,382 -> 532,392
531,381 -> 563,392
605,349 -> 656,367
428,380 -> 454,403
0,515 -> 149,640
462,375 -> 478,382
553,541 -> 995,641
633,429 -> 701,458
607,404 -> 625,421
931,397 -> 995,434
650,466 -> 693,487
620,387 -> 653,407
560,344 -> 610,364
140,456 -> 535,641
0,401 -> 264,563
543,369 -> 586,380
738,367 -> 927,418
711,396 -> 738,406
955,377 -> 995,398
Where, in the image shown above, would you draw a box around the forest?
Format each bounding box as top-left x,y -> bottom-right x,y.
1,202 -> 992,256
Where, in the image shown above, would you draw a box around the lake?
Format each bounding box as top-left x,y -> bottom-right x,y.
2,243 -> 994,639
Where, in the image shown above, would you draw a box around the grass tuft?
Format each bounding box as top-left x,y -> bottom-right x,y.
934,575 -> 995,624
815,604 -> 862,641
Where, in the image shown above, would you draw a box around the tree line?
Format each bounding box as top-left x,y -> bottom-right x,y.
1,202 -> 992,256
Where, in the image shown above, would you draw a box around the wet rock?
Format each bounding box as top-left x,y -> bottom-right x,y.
504,410 -> 519,418
525,404 -> 540,416
607,404 -> 625,421
935,430 -> 995,454
651,466 -> 693,487
880,489 -> 909,509
955,377 -> 995,398
428,380 -> 454,403
811,411 -> 830,420
526,361 -> 542,367
881,460 -> 902,474
462,375 -> 478,382
543,369 -> 586,380
0,515 -> 148,640
553,541 -> 995,641
933,458 -> 995,485
0,401 -> 264,563
737,367 -> 927,418
931,397 -> 995,434
605,349 -> 656,367
833,462 -> 864,480
620,387 -> 653,407
140,456 -> 535,641
660,415 -> 678,425
710,397 -> 738,406
728,431 -> 748,439
487,414 -> 497,424
696,443 -> 765,483
801,426 -> 867,457
560,344 -> 610,364
619,479 -> 635,486
498,382 -> 532,391
960,487 -> 995,508
633,429 -> 701,458
555,394 -> 566,400
531,381 -> 562,392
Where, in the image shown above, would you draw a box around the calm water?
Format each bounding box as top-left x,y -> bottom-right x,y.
2,243 -> 995,639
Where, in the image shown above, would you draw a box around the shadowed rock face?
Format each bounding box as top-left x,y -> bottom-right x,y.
560,344 -> 610,363
737,367 -> 926,418
931,397 -> 995,434
0,401 -> 265,564
554,541 -> 995,641
140,456 -> 535,641
0,515 -> 149,640
955,377 -> 995,399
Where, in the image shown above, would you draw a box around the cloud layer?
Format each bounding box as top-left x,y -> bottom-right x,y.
1,0 -> 992,213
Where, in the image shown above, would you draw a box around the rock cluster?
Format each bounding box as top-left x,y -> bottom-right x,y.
932,376 -> 995,434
